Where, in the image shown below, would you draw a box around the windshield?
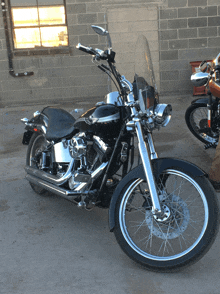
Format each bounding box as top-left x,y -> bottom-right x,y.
133,35 -> 158,111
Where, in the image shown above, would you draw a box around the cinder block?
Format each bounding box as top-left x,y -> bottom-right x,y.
78,14 -> 98,24
160,50 -> 178,61
168,0 -> 187,8
198,27 -> 217,37
66,4 -> 86,15
168,19 -> 187,29
86,3 -> 102,13
208,37 -> 220,47
188,17 -> 207,27
179,69 -> 191,80
208,0 -> 220,4
188,0 -> 207,6
161,70 -> 179,81
169,39 -> 189,50
68,25 -> 88,36
159,20 -> 168,30
66,14 -> 77,26
179,47 -> 220,60
178,8 -> 197,18
160,40 -> 169,50
179,28 -> 197,39
189,38 -> 207,48
208,16 -> 220,26
198,6 -> 217,16
160,80 -> 192,94
160,9 -> 177,20
160,30 -> 177,40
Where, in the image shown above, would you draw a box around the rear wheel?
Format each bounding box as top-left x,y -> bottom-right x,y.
185,104 -> 219,144
114,168 -> 219,272
26,132 -> 48,195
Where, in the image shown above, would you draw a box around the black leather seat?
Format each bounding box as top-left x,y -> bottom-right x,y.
42,107 -> 77,141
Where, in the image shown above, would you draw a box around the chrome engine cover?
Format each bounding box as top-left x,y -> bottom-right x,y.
69,134 -> 87,159
53,140 -> 72,163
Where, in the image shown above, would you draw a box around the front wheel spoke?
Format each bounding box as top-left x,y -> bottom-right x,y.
131,219 -> 147,235
174,218 -> 183,251
126,203 -> 146,213
154,220 -> 174,253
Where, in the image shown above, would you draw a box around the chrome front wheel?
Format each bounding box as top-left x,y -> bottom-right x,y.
114,169 -> 219,271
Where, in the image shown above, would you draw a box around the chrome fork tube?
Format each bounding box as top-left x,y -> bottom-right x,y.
145,133 -> 158,160
135,119 -> 161,214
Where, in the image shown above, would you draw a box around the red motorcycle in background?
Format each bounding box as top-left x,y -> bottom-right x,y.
185,55 -> 220,149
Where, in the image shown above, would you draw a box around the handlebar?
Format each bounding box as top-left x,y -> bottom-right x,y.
76,43 -> 97,55
76,43 -> 107,60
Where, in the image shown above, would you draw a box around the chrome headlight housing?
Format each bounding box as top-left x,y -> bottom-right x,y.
153,104 -> 172,127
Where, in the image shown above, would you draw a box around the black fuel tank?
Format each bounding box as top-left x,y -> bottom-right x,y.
74,104 -> 122,138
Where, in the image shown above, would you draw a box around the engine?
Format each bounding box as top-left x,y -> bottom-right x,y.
68,132 -> 111,190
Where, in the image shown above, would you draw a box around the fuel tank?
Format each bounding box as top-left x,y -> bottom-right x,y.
74,104 -> 122,138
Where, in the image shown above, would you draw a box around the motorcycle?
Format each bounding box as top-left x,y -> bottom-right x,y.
21,25 -> 219,272
186,56 -> 220,149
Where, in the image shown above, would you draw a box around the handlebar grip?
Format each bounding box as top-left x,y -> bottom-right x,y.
76,43 -> 97,55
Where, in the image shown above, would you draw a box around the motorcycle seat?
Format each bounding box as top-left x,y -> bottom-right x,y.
42,106 -> 77,141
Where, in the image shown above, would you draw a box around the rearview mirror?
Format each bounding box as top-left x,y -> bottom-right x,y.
91,25 -> 112,54
91,25 -> 108,36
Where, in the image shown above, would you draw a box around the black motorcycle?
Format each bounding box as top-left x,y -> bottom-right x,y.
185,57 -> 220,149
21,25 -> 219,272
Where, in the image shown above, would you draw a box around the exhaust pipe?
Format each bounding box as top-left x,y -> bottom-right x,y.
25,158 -> 74,186
26,174 -> 81,203
25,161 -> 109,199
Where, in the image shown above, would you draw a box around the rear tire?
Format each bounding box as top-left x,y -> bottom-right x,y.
114,168 -> 219,272
26,132 -> 48,195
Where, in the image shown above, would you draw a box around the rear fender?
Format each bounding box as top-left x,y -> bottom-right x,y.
108,158 -> 206,232
22,113 -> 48,145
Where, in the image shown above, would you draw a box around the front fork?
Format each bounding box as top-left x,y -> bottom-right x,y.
208,94 -> 212,128
134,118 -> 162,214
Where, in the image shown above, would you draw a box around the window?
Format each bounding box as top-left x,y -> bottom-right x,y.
10,0 -> 68,49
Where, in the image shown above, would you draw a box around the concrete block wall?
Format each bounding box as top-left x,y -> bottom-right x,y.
159,0 -> 220,94
0,0 -> 109,107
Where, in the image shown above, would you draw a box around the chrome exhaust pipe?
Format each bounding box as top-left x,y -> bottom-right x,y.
26,174 -> 81,203
25,158 -> 74,186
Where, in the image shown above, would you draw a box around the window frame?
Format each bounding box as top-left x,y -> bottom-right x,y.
9,0 -> 69,52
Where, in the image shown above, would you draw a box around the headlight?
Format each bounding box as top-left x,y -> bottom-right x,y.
154,104 -> 172,127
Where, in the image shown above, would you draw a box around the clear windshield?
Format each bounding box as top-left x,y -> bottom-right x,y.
133,35 -> 158,110
134,35 -> 157,91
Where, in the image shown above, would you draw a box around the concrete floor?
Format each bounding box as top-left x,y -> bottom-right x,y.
0,94 -> 219,294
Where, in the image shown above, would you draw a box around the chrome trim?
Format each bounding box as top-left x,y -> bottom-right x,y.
93,135 -> 109,153
21,118 -> 29,123
33,111 -> 41,117
191,72 -> 209,87
89,112 -> 120,123
145,133 -> 158,159
154,104 -> 172,127
135,119 -> 161,213
26,174 -> 81,200
25,158 -> 74,186
53,141 -> 72,163
105,91 -> 122,106
74,162 -> 108,192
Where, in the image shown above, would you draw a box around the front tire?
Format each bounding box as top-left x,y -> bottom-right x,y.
185,104 -> 219,144
114,168 -> 219,272
26,132 -> 48,195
